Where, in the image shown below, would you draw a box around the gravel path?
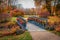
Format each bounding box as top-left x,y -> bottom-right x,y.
26,22 -> 60,40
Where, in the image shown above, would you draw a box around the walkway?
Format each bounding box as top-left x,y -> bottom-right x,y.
26,22 -> 60,40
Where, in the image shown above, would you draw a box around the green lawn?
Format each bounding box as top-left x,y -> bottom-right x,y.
24,15 -> 39,18
0,31 -> 32,40
52,31 -> 60,36
11,17 -> 17,22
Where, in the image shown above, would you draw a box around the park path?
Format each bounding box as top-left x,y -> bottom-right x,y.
26,22 -> 60,40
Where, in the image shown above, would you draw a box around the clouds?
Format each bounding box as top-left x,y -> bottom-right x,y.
17,0 -> 35,8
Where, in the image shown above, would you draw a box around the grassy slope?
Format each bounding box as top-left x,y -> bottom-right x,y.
11,17 -> 17,22
0,17 -> 32,40
0,31 -> 32,40
50,31 -> 60,36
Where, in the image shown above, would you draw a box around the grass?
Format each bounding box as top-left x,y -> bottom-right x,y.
48,30 -> 60,36
11,17 -> 17,22
0,17 -> 32,40
0,31 -> 32,40
52,31 -> 60,36
24,15 -> 39,18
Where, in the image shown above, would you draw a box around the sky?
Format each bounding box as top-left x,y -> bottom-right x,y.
17,0 -> 35,8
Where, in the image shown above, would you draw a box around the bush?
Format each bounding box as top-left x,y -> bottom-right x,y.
10,9 -> 24,17
48,27 -> 54,31
15,29 -> 24,35
0,13 -> 11,23
45,26 -> 49,30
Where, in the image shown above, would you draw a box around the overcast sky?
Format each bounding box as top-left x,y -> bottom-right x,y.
17,0 -> 35,8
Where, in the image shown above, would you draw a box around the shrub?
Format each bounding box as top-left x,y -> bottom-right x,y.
0,13 -> 11,23
10,9 -> 24,17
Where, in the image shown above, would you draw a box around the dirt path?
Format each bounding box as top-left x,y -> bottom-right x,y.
26,22 -> 60,40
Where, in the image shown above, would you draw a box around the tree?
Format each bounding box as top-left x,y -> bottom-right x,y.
46,0 -> 51,14
0,0 -> 3,4
10,9 -> 24,17
56,3 -> 60,11
0,0 -> 11,23
0,0 -> 3,13
56,3 -> 60,17
39,8 -> 50,18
